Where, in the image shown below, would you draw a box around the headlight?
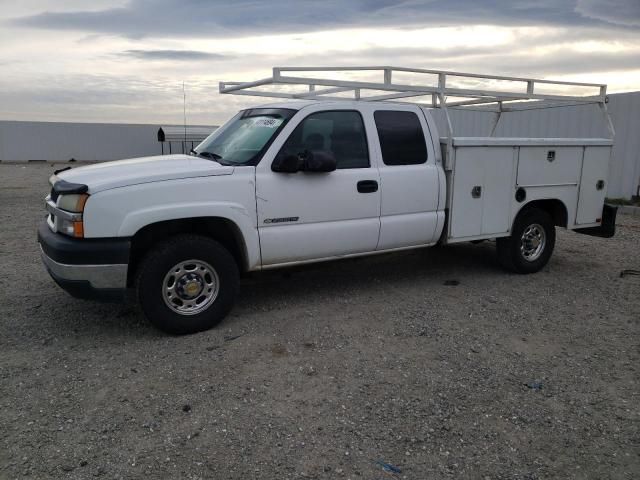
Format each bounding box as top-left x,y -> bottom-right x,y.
57,193 -> 89,213
55,193 -> 89,238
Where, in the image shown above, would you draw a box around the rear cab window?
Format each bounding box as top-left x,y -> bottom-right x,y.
374,110 -> 428,166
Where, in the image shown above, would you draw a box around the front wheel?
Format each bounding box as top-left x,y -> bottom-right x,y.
496,208 -> 556,273
136,234 -> 239,334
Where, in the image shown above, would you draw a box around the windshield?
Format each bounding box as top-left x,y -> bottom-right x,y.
194,108 -> 295,165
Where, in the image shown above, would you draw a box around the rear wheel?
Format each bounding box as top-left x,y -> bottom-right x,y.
136,234 -> 239,334
497,208 -> 555,273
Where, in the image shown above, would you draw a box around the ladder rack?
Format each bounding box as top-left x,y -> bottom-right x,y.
219,66 -> 615,145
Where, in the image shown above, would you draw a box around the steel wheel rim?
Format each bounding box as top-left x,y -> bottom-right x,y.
162,259 -> 220,315
520,223 -> 546,262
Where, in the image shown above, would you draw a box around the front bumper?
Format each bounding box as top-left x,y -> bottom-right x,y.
38,220 -> 130,301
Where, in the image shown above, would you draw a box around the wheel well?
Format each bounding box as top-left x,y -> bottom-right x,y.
518,199 -> 568,228
127,217 -> 247,286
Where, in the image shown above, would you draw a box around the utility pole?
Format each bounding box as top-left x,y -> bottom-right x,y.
183,81 -> 187,153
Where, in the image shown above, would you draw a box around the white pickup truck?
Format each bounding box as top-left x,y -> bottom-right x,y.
38,67 -> 617,334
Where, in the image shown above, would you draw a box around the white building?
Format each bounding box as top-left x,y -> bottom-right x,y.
0,91 -> 638,199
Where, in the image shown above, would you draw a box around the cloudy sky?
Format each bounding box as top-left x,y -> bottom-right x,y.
0,0 -> 638,125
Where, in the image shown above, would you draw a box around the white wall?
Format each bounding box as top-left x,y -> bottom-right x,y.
1,92 -> 638,198
431,91 -> 640,199
0,121 -> 216,162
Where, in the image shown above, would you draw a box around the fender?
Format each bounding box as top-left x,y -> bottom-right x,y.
120,202 -> 261,271
119,201 -> 253,237
513,196 -> 570,229
82,173 -> 261,270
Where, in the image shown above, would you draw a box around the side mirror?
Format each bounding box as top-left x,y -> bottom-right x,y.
272,154 -> 302,173
303,150 -> 336,172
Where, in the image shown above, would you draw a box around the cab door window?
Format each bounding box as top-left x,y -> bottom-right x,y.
275,111 -> 369,169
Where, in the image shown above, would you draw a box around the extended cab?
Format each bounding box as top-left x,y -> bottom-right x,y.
38,68 -> 617,334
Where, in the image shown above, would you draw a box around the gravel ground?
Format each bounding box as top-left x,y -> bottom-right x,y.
1,163 -> 639,480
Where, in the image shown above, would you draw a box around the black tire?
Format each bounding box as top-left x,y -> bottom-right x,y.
136,234 -> 239,334
496,208 -> 556,274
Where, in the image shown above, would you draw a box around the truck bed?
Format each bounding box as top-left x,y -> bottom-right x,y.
441,137 -> 613,243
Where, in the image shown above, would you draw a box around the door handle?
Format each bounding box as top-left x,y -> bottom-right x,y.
357,180 -> 378,193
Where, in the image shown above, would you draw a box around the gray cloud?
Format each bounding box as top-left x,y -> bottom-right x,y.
279,46 -> 640,77
10,0 -> 639,39
122,49 -> 227,61
1,0 -> 638,125
0,70 -> 255,124
575,0 -> 640,27
452,50 -> 640,76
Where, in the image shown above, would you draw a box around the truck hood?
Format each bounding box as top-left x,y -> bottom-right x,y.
56,154 -> 234,193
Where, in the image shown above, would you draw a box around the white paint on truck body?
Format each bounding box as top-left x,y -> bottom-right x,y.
373,103 -> 442,251
255,102 -> 382,265
60,154 -> 233,193
55,100 -> 613,271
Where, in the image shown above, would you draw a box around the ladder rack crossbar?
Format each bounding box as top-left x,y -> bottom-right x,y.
220,66 -> 607,108
272,66 -> 605,89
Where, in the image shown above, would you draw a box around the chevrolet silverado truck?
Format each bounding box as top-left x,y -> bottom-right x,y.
38,67 -> 617,334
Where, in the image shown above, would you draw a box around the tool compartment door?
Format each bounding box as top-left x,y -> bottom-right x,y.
576,146 -> 611,225
517,146 -> 582,186
449,146 -> 514,239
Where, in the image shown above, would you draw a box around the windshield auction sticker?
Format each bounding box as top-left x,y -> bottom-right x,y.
250,117 -> 283,128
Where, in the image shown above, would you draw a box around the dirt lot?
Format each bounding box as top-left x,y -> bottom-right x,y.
1,163 -> 638,479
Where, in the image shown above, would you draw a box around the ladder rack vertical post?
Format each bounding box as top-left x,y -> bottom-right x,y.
438,92 -> 454,170
438,73 -> 452,165
384,68 -> 392,85
438,73 -> 446,91
598,86 -> 614,139
599,101 -> 616,139
599,85 -> 607,99
489,101 -> 503,137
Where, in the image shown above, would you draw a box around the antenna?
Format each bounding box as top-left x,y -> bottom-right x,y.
182,81 -> 187,153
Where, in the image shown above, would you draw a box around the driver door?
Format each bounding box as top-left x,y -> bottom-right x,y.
256,105 -> 381,266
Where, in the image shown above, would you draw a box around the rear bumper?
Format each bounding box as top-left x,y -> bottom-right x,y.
38,220 -> 130,301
